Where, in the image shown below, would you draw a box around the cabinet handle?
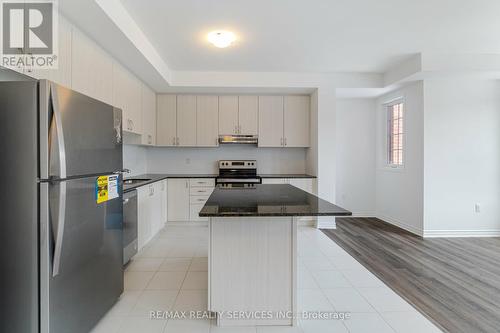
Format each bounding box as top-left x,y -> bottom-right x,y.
280,137 -> 283,146
130,120 -> 134,131
238,125 -> 241,134
285,137 -> 287,146
197,199 -> 205,202
148,134 -> 152,144
172,137 -> 176,145
176,137 -> 179,145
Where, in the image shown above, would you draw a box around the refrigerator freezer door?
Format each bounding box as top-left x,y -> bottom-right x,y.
41,176 -> 123,333
47,82 -> 122,179
0,81 -> 39,333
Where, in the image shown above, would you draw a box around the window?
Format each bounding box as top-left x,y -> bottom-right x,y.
386,100 -> 404,166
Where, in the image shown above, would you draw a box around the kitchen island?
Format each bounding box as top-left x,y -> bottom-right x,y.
199,184 -> 351,327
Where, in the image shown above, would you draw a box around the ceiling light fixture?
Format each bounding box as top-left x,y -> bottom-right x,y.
207,30 -> 236,48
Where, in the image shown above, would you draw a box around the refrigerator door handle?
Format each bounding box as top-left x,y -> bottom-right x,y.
52,181 -> 67,277
49,83 -> 67,180
114,168 -> 130,175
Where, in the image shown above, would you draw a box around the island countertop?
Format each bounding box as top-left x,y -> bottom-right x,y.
199,184 -> 352,217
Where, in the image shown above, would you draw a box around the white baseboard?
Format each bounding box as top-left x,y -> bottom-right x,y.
423,229 -> 500,238
375,214 -> 423,237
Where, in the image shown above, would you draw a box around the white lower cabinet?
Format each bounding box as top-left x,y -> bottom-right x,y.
189,179 -> 214,222
167,179 -> 190,221
289,178 -> 314,194
161,180 -> 168,225
137,181 -> 164,250
262,178 -> 315,194
137,186 -> 151,250
167,178 -> 214,223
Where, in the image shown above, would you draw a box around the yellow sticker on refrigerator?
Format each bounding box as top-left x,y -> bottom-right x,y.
96,175 -> 119,204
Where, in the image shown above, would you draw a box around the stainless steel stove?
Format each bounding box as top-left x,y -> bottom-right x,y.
216,160 -> 261,188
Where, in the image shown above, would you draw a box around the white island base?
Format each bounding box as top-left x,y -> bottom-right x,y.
208,217 -> 298,327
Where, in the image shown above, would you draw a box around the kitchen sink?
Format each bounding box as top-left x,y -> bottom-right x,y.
124,178 -> 152,185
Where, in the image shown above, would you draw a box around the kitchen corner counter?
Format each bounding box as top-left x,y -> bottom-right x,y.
123,173 -> 217,192
259,174 -> 316,178
123,173 -> 317,192
199,184 -> 351,217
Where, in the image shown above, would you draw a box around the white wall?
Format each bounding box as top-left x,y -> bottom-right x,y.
146,146 -> 307,174
375,82 -> 424,235
423,78 -> 500,236
123,144 -> 148,176
336,99 -> 376,216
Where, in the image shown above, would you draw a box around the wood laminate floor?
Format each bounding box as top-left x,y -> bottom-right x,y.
322,218 -> 500,333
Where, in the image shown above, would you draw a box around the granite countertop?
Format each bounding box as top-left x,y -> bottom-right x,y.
123,173 -> 317,192
199,184 -> 351,217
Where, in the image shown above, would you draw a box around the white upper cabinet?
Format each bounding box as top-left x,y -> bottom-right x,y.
218,96 -> 239,135
258,96 -> 284,147
176,95 -> 197,146
238,96 -> 258,135
197,96 -> 219,147
141,83 -> 156,145
284,96 -> 310,147
218,96 -> 258,136
29,16 -> 72,88
112,62 -> 142,135
154,94 -> 309,148
71,27 -> 113,105
258,95 -> 310,147
157,95 -> 177,146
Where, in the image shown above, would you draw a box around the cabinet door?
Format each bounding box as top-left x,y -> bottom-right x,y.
218,96 -> 238,135
258,96 -> 284,147
128,76 -> 143,134
141,83 -> 156,145
176,95 -> 197,146
284,96 -> 310,147
137,186 -> 152,250
72,28 -> 113,104
288,178 -> 313,194
167,179 -> 190,221
161,180 -> 168,225
113,63 -> 142,134
29,16 -> 72,88
238,96 -> 258,135
157,95 -> 177,146
190,203 -> 207,222
150,182 -> 163,237
196,95 -> 219,147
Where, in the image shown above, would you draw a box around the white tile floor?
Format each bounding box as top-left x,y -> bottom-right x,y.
91,225 -> 443,333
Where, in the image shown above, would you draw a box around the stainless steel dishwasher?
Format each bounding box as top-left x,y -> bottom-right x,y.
123,190 -> 138,265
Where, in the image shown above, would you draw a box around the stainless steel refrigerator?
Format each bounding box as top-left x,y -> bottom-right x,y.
0,79 -> 124,333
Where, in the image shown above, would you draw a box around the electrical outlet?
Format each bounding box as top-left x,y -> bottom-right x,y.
186,158 -> 191,165
474,203 -> 481,213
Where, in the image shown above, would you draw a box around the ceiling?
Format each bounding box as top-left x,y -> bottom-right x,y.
121,0 -> 500,73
